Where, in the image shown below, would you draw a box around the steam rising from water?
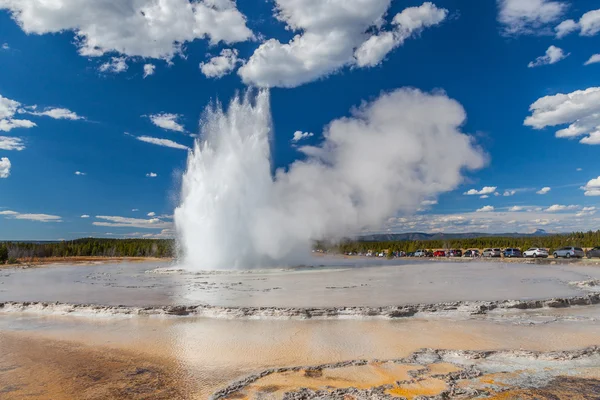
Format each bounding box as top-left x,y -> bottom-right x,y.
175,88 -> 485,270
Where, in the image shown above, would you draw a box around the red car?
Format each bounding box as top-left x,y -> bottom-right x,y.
433,250 -> 446,257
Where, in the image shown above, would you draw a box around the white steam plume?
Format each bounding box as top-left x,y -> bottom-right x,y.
175,88 -> 485,269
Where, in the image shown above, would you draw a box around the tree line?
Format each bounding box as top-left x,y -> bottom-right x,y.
316,230 -> 600,255
2,230 -> 600,264
0,238 -> 175,262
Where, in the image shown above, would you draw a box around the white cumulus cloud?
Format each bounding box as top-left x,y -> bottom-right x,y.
476,205 -> 495,213
146,172 -> 158,178
555,19 -> 579,38
354,2 -> 448,67
524,87 -> 600,145
545,204 -> 579,212
527,45 -> 569,67
554,8 -> 600,38
464,186 -> 497,196
580,9 -> 600,36
292,131 -> 314,143
0,94 -> 36,132
200,48 -> 243,78
238,1 -> 447,88
497,0 -> 567,35
582,176 -> 600,196
576,206 -> 596,217
81,215 -> 90,218
1,93 -> 83,131
143,64 -> 156,78
75,171 -> 86,176
0,157 -> 10,178
497,0 -> 568,35
148,113 -> 185,133
584,54 -> 600,66
0,0 -> 253,60
0,136 -> 25,151
537,186 -> 551,194
503,190 -> 517,196
99,57 -> 128,74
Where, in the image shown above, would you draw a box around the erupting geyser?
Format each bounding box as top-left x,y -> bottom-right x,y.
175,88 -> 486,270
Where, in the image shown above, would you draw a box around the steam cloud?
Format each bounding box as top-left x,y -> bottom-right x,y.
175,88 -> 485,269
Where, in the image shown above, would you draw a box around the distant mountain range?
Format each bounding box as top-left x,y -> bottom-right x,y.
359,229 -> 550,242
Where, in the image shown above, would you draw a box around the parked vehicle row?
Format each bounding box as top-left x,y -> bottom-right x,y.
349,246 -> 600,259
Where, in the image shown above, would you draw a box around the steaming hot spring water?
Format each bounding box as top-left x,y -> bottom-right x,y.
174,88 -> 486,270
3,89 -> 600,400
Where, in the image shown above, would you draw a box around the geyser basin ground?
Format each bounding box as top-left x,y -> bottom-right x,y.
2,259 -> 600,399
2,258 -> 600,309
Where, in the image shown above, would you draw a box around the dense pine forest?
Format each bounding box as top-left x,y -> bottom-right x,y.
0,238 -> 174,263
1,230 -> 600,264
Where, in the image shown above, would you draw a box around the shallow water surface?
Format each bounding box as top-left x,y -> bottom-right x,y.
2,259 -> 600,307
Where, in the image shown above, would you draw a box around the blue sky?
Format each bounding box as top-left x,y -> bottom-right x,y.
1,0 -> 600,240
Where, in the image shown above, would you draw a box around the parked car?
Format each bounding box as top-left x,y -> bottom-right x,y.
425,251 -> 434,257
503,248 -> 522,258
414,249 -> 427,257
553,247 -> 585,259
483,248 -> 502,257
523,247 -> 549,258
586,247 -> 600,258
464,249 -> 480,258
448,249 -> 462,257
433,250 -> 446,257
407,252 -> 415,257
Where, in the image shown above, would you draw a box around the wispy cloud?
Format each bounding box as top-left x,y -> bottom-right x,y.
527,45 -> 569,68
147,113 -> 185,133
93,215 -> 172,229
0,210 -> 62,222
0,136 -> 25,151
27,107 -> 84,120
127,132 -> 190,150
99,56 -> 128,74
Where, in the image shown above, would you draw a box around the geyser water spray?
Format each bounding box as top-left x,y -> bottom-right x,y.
175,88 -> 486,270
